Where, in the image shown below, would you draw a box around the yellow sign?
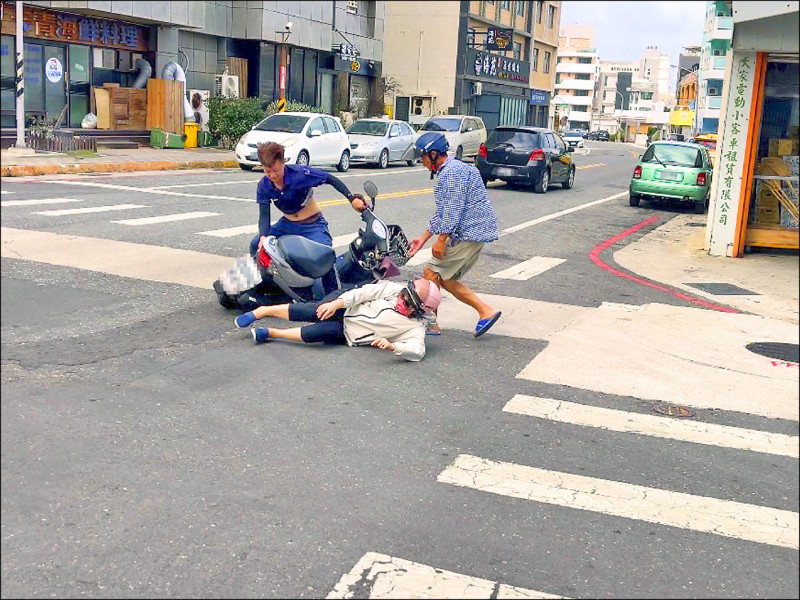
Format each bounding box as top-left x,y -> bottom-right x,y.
277,97 -> 287,112
669,109 -> 694,127
350,60 -> 361,72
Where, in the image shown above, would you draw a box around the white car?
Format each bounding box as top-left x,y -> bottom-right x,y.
235,111 -> 352,171
346,118 -> 419,168
562,129 -> 586,149
418,115 -> 487,160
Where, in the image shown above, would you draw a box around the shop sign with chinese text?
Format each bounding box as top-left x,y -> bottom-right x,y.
486,27 -> 513,51
0,2 -> 149,52
467,48 -> 529,85
708,51 -> 756,257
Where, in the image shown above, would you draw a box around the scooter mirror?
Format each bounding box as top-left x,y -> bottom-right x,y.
363,181 -> 378,199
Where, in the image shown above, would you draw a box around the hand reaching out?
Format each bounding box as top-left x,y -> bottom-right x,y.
370,338 -> 396,352
316,298 -> 344,320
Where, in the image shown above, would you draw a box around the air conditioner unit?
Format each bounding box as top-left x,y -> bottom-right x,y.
411,96 -> 432,117
214,74 -> 240,98
189,89 -> 211,131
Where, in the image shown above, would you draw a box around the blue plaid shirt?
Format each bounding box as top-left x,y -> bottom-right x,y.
428,158 -> 498,243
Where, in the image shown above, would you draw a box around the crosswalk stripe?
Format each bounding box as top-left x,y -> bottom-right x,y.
490,256 -> 565,281
112,211 -> 220,226
2,197 -> 83,207
327,552 -> 563,599
198,224 -> 259,238
1,190 -> 14,194
32,204 -> 146,216
332,233 -> 357,248
438,454 -> 799,549
503,395 -> 799,458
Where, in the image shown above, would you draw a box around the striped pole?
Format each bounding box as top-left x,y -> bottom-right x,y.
15,1 -> 27,148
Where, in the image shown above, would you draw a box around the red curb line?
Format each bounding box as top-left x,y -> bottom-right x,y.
589,215 -> 742,314
1,159 -> 239,177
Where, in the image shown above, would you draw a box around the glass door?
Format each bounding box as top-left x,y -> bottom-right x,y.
68,44 -> 90,127
43,44 -> 67,123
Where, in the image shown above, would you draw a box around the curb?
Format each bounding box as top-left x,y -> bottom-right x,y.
0,159 -> 240,177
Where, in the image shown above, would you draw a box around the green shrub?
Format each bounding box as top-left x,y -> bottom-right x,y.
205,96 -> 324,149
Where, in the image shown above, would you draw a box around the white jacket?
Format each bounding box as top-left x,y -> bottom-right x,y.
337,281 -> 427,362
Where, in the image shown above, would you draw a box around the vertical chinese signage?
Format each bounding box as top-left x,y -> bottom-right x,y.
708,51 -> 756,257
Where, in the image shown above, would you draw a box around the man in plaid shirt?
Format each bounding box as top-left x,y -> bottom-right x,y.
408,131 -> 502,338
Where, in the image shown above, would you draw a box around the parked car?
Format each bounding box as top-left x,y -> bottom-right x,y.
476,126 -> 576,194
665,133 -> 685,141
235,111 -> 351,171
561,129 -> 585,149
595,130 -> 610,141
346,118 -> 418,168
629,141 -> 713,213
418,115 -> 487,160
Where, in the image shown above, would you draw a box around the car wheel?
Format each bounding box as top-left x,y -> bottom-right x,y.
296,151 -> 309,166
238,163 -> 251,171
407,158 -> 418,167
378,148 -> 389,169
562,166 -> 575,189
694,196 -> 707,214
456,146 -> 463,161
533,169 -> 549,194
336,150 -> 350,172
629,193 -> 641,207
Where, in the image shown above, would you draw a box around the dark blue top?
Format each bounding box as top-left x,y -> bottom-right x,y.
255,164 -> 354,236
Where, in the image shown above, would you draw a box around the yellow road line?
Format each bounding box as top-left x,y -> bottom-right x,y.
316,187 -> 433,207
576,162 -> 605,170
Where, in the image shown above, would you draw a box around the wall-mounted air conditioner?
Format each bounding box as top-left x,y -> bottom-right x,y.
214,74 -> 240,98
189,89 -> 211,131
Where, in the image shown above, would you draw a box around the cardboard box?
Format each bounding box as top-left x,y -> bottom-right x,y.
769,138 -> 798,157
757,207 -> 780,224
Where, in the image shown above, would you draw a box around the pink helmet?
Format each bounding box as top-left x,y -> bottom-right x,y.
406,278 -> 442,316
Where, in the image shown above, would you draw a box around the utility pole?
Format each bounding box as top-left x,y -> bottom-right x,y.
14,1 -> 27,149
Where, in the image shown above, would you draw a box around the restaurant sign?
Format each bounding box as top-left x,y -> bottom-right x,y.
1,2 -> 149,52
467,48 -> 529,85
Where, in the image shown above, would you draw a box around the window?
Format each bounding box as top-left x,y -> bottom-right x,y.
401,123 -> 414,136
532,47 -> 539,72
536,0 -> 544,24
544,51 -> 551,74
307,117 -> 325,136
467,28 -> 476,46
323,116 -> 341,133
389,123 -> 401,137
516,1 -> 525,16
501,0 -> 510,10
513,41 -> 522,61
547,5 -> 556,28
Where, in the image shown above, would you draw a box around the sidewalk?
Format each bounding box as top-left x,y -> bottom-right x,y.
0,146 -> 238,177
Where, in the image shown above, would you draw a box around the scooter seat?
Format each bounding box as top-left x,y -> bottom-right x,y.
277,235 -> 336,279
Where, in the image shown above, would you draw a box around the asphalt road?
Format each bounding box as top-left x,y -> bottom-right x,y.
2,141 -> 797,599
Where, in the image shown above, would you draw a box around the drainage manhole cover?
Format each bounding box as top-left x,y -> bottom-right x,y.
746,342 -> 799,363
685,282 -> 760,295
652,404 -> 695,417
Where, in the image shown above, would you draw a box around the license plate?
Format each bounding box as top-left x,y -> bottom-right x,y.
657,170 -> 681,181
495,167 -> 516,177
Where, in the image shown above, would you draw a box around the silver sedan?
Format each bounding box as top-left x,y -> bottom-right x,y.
346,118 -> 419,168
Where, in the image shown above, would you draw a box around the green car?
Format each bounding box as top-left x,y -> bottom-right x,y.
629,141 -> 713,214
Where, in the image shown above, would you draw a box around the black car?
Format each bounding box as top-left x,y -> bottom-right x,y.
476,126 -> 575,194
595,130 -> 610,141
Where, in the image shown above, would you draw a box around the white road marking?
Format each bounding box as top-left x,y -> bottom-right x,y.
1,197 -> 84,207
1,190 -> 14,194
502,394 -> 799,458
332,233 -> 357,248
501,191 -> 627,236
198,224 -> 259,238
44,180 -> 252,202
405,248 -> 432,268
32,204 -> 146,216
438,454 -> 799,550
1,227 -> 231,288
146,167 -> 425,189
327,552 -> 563,599
490,256 -> 565,281
112,211 -> 221,226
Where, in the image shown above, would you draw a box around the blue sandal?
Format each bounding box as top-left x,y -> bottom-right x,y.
474,312 -> 501,338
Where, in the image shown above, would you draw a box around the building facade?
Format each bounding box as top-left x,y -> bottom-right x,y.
696,0 -> 733,134
0,1 -> 385,135
638,45 -> 670,102
382,0 -> 560,131
553,25 -> 597,131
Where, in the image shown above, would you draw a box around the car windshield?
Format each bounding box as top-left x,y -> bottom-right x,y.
643,144 -> 703,167
420,118 -> 462,132
254,114 -> 309,133
564,130 -> 582,137
487,129 -> 539,148
347,121 -> 388,136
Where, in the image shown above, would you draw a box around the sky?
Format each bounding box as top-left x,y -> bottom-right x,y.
560,1 -> 707,86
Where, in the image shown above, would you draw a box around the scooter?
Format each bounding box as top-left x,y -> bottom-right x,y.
213,180 -> 410,310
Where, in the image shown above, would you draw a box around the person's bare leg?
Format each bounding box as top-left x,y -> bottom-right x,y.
264,327 -> 304,342
251,304 -> 291,321
438,277 -> 497,320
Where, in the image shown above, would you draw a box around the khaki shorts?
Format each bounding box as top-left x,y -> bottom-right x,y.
427,240 -> 485,281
